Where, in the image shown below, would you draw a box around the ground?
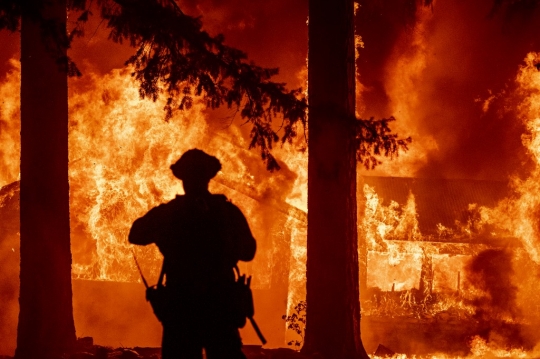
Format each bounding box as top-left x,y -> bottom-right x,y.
0,342 -> 316,359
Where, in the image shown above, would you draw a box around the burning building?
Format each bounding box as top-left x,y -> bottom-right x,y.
359,176 -> 525,355
3,0 -> 540,357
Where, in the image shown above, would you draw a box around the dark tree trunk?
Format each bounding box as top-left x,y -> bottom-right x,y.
302,0 -> 369,358
16,0 -> 76,357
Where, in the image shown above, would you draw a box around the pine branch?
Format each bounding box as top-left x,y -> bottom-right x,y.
356,116 -> 412,170
1,0 -> 411,172
101,0 -> 307,170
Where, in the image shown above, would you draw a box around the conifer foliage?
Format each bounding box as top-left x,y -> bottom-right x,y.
0,1 -> 410,358
1,0 -> 412,171
100,0 -> 308,170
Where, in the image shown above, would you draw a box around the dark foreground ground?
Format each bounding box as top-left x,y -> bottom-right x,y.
1,316 -> 533,359
0,344 -> 314,359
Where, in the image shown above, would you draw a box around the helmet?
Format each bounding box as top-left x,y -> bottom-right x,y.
170,149 -> 222,181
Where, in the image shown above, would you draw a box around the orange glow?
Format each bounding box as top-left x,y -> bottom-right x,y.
0,59 -> 20,187
474,53 -> 540,264
66,65 -> 315,289
68,66 -> 209,282
2,29 -> 540,357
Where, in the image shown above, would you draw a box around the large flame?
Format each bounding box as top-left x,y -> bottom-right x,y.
68,66 -> 209,282
67,65 -> 311,286
477,53 -> 540,264
0,58 -> 309,286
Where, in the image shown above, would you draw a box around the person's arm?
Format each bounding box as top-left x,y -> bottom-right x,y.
129,203 -> 171,246
228,204 -> 257,262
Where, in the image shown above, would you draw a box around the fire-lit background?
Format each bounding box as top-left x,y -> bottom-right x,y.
2,0 -> 540,357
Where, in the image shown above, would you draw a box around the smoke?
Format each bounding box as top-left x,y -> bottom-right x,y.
4,0 -> 540,182
177,0 -> 308,87
463,249 -> 538,350
357,0 -> 540,181
465,249 -> 518,320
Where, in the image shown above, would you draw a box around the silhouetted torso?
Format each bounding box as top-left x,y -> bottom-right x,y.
129,192 -> 256,359
130,192 -> 255,288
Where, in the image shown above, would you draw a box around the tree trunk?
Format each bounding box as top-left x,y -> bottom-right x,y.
16,1 -> 76,357
302,0 -> 369,358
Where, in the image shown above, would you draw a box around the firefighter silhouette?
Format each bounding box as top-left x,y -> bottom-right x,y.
129,149 -> 256,359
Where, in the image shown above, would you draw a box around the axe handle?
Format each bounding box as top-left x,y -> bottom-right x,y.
132,251 -> 149,288
248,317 -> 267,345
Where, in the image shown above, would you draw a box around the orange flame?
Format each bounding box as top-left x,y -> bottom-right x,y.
0,60 -> 20,187
475,53 -> 540,264
3,48 -> 540,355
